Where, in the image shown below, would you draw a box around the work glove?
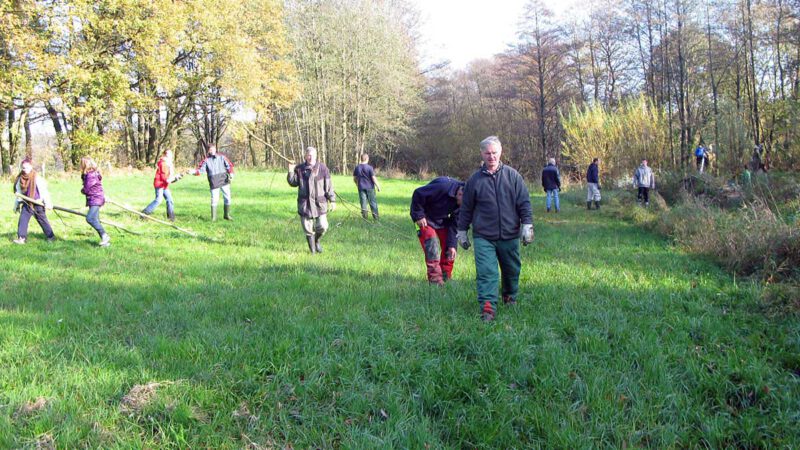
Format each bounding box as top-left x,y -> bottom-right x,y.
44,200 -> 53,211
229,173 -> 235,181
521,224 -> 534,246
329,202 -> 336,212
457,230 -> 470,250
13,202 -> 20,214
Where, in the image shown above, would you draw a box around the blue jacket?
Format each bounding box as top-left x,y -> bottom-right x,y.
541,164 -> 561,191
410,177 -> 463,248
586,162 -> 599,183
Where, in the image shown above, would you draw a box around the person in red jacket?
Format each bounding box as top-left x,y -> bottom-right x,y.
141,150 -> 182,222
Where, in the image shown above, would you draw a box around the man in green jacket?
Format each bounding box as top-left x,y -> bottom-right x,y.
457,136 -> 534,321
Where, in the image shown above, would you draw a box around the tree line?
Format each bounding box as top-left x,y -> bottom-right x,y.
2,0 -> 799,180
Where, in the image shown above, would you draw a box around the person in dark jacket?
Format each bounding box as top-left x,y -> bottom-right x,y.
541,158 -> 561,212
188,144 -> 234,221
12,159 -> 56,244
457,136 -> 534,321
586,158 -> 601,210
410,177 -> 464,285
353,153 -> 381,220
288,146 -> 336,254
80,157 -> 110,247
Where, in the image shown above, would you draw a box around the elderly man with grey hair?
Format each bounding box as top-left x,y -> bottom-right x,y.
288,146 -> 336,254
541,157 -> 561,213
457,136 -> 534,322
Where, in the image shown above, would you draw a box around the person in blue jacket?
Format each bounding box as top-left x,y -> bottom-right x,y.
541,158 -> 561,212
410,177 -> 464,285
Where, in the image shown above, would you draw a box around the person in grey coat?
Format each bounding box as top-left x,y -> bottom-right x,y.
633,159 -> 655,207
288,147 -> 336,254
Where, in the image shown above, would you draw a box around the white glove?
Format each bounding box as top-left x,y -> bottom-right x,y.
13,202 -> 21,214
44,200 -> 53,211
457,230 -> 470,250
521,224 -> 534,246
328,202 -> 336,212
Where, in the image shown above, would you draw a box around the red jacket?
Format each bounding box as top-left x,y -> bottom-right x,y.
153,157 -> 173,189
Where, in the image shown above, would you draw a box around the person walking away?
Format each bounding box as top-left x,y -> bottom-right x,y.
695,145 -> 706,172
12,159 -> 56,244
288,147 -> 336,254
586,158 -> 601,210
80,157 -> 111,247
353,153 -> 381,220
142,149 -> 182,222
410,177 -> 463,285
188,144 -> 234,221
457,136 -> 534,321
633,159 -> 655,207
541,158 -> 561,213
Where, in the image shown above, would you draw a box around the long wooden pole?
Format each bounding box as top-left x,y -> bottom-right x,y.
105,198 -> 198,237
15,193 -> 140,235
243,125 -> 294,164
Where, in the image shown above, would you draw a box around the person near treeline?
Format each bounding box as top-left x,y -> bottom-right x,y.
633,159 -> 655,207
410,177 -> 464,285
586,157 -> 601,210
142,149 -> 183,222
288,146 -> 336,254
188,144 -> 234,221
695,144 -> 707,171
80,157 -> 111,247
352,153 -> 381,220
541,157 -> 561,213
12,159 -> 56,244
457,136 -> 534,322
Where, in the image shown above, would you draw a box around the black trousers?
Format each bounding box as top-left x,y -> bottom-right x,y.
638,187 -> 650,204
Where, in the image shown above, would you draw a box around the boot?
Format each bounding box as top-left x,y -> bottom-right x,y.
167,210 -> 176,222
211,205 -> 217,221
314,233 -> 323,253
306,235 -> 317,254
224,204 -> 233,221
594,200 -> 601,209
372,212 -> 379,220
361,211 -> 368,220
587,201 -> 592,210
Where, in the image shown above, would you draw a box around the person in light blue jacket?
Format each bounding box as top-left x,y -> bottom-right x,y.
633,159 -> 655,207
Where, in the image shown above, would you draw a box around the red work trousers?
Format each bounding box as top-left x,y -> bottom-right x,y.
417,226 -> 455,284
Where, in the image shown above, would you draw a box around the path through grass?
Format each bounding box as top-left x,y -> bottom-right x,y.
1,171 -> 798,447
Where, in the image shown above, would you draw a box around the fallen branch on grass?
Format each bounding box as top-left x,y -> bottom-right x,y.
106,198 -> 198,238
15,193 -> 140,235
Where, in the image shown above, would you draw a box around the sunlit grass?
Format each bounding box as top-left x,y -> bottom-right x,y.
0,171 -> 797,447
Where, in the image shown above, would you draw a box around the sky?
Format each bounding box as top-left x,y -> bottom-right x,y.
411,0 -> 577,69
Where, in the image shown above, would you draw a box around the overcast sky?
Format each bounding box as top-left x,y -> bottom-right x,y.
411,0 -> 578,69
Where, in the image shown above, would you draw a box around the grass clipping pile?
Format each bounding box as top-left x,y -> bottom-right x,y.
120,382 -> 162,415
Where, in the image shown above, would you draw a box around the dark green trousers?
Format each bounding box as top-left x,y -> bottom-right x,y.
473,237 -> 521,308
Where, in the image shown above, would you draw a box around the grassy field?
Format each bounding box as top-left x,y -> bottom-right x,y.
1,170 -> 798,448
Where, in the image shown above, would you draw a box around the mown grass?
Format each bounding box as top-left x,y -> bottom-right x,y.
1,171 -> 798,448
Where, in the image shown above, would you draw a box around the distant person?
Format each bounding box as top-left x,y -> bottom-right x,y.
141,149 -> 183,222
188,144 -> 234,221
633,159 -> 655,207
740,165 -> 752,186
352,153 -> 381,220
410,177 -> 464,285
12,159 -> 56,244
541,158 -> 561,213
695,145 -> 706,171
586,157 -> 601,210
458,136 -> 534,322
288,146 -> 336,254
80,157 -> 110,247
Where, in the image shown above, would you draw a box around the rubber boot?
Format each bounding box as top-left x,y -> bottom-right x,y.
211,205 -> 217,221
314,232 -> 323,253
224,204 -> 233,221
587,201 -> 592,210
372,212 -> 379,220
306,235 -> 317,254
361,211 -> 368,220
595,200 -> 601,209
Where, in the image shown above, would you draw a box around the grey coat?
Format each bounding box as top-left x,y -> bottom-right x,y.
288,162 -> 336,218
634,165 -> 655,189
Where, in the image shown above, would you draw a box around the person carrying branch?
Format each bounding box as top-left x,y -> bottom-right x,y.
353,153 -> 381,220
80,157 -> 111,247
410,177 -> 464,285
12,159 -> 56,244
141,149 -> 183,222
287,146 -> 336,254
457,136 -> 534,322
188,143 -> 234,221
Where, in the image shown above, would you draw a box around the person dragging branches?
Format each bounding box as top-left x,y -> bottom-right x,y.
457,136 -> 534,322
288,147 -> 336,254
141,149 -> 183,222
410,177 -> 464,285
187,143 -> 235,221
12,159 -> 56,244
80,157 -> 111,247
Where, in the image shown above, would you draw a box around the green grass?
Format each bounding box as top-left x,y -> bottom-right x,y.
1,171 -> 798,448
